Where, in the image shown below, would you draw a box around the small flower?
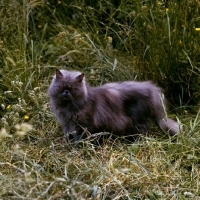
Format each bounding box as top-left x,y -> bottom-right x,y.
4,91 -> 13,98
130,11 -> 136,17
20,123 -> 33,132
13,144 -> 25,155
58,1 -> 61,4
107,36 -> 113,44
37,25 -> 42,29
157,1 -> 162,6
6,105 -> 11,109
1,118 -> 8,126
16,131 -> 27,137
184,191 -> 195,198
19,81 -> 23,86
11,81 -> 15,86
1,104 -> 5,110
166,8 -> 169,12
15,123 -> 32,137
0,128 -> 11,139
4,91 -> 12,94
42,104 -> 48,111
24,115 -> 29,120
141,6 -> 147,10
195,28 -> 200,31
34,87 -> 40,91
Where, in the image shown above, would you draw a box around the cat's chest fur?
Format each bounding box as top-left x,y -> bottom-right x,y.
57,102 -> 78,120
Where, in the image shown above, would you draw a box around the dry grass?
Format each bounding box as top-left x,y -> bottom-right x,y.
1,123 -> 200,199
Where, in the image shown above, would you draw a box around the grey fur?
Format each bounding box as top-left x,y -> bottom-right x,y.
48,69 -> 179,141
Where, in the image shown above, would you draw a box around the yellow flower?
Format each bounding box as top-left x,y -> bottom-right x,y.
166,8 -> 169,12
24,115 -> 29,120
107,36 -> 113,43
6,105 -> 11,109
157,1 -> 162,6
37,25 -> 42,29
58,1 -> 61,4
195,28 -> 200,31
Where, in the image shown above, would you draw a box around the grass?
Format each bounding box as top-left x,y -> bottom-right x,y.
0,0 -> 200,199
1,126 -> 200,199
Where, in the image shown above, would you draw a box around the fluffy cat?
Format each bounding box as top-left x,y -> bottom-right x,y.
48,69 -> 179,141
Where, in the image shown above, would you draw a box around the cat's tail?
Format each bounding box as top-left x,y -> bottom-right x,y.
152,92 -> 180,135
157,117 -> 179,135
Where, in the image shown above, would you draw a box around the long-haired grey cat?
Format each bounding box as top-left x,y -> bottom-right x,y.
48,69 -> 179,141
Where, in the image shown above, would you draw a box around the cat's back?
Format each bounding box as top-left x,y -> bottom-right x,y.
92,80 -> 160,97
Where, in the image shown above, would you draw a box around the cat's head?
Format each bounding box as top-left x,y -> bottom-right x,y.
48,69 -> 88,103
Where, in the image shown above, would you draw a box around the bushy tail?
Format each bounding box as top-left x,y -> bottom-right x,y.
157,118 -> 179,135
152,92 -> 179,135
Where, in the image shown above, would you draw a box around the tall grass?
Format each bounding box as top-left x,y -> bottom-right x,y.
132,0 -> 200,104
27,0 -> 200,103
0,0 -> 200,199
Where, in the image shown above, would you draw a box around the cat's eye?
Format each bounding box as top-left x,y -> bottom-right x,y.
71,88 -> 77,92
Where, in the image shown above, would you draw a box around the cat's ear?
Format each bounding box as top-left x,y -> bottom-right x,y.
55,69 -> 63,79
76,73 -> 84,83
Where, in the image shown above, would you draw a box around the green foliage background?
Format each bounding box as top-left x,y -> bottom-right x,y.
0,0 -> 200,199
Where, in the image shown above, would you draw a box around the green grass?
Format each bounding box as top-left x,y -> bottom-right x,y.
0,0 -> 200,199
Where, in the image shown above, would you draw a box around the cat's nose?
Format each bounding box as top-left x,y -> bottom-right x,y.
64,89 -> 70,94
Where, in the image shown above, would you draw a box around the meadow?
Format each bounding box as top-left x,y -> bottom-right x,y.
0,0 -> 200,199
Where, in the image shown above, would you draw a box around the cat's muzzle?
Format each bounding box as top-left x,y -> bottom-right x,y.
60,90 -> 72,100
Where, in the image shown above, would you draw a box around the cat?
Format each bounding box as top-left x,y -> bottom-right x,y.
48,69 -> 179,141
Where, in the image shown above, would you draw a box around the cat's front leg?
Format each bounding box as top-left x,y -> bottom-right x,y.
63,125 -> 79,142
